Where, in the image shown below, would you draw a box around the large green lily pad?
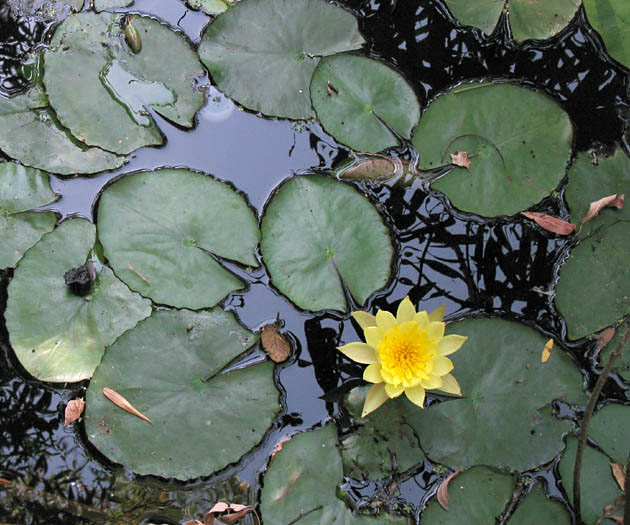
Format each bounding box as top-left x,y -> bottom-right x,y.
412,82 -> 572,217
85,308 -> 279,480
44,12 -> 204,155
0,87 -> 124,175
509,483 -> 571,524
310,55 -> 420,153
5,218 -> 151,382
583,0 -> 630,68
0,162 -> 57,268
260,175 -> 393,312
198,0 -> 364,119
97,169 -> 259,309
445,0 -> 580,41
260,424 -> 407,524
589,403 -> 630,465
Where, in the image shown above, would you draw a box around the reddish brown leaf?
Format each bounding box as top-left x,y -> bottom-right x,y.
102,387 -> 152,424
595,327 -> 616,357
340,156 -> 408,180
541,339 -> 554,363
437,468 -> 462,510
184,521 -> 204,525
582,194 -> 625,225
611,463 -> 625,491
521,212 -> 576,235
261,324 -> 291,363
64,398 -> 85,426
203,502 -> 257,525
449,151 -> 471,170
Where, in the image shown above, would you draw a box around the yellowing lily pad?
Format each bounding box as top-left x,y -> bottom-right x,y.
583,0 -> 630,68
260,175 -> 393,312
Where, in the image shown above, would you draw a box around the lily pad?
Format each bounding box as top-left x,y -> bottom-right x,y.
44,12 -> 204,155
589,403 -> 630,465
310,55 -> 420,153
186,0 -> 234,14
5,218 -> 151,382
85,308 -> 279,480
411,82 -> 572,217
600,328 -> 630,382
198,0 -> 364,119
260,175 -> 393,312
0,162 -> 57,268
97,169 -> 259,309
422,467 -> 514,524
260,424 -> 407,524
0,87 -> 124,175
94,0 -> 133,11
583,0 -> 630,68
445,0 -> 580,41
509,483 -> 571,524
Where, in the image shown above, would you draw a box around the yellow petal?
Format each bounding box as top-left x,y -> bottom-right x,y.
385,383 -> 404,398
363,363 -> 383,383
352,310 -> 377,331
428,304 -> 445,323
365,326 -> 384,349
337,342 -> 377,364
405,385 -> 426,408
437,373 -> 461,396
432,356 -> 454,376
413,310 -> 429,329
421,375 -> 443,389
541,339 -> 554,363
396,296 -> 416,323
376,309 -> 397,331
438,335 -> 467,356
428,321 -> 445,340
362,383 -> 388,417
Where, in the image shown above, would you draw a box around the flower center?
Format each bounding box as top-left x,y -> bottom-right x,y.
377,323 -> 435,385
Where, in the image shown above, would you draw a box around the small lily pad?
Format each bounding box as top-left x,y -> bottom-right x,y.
0,162 -> 57,268
85,308 -> 279,480
583,0 -> 630,68
589,403 -> 630,465
97,169 -> 260,309
310,55 -> 420,153
198,0 -> 364,119
412,82 -> 572,217
260,175 -> 393,312
5,218 -> 152,382
186,0 -> 234,14
509,483 -> 571,524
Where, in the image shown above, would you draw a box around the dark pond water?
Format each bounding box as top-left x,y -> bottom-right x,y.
0,0 -> 629,523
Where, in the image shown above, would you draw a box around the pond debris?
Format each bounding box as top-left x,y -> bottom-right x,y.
184,502 -> 259,525
64,260 -> 96,296
611,462 -> 625,491
541,339 -> 554,363
124,15 -> 142,54
437,468 -> 462,510
521,212 -> 576,235
127,262 -> 150,284
103,387 -> 152,424
449,151 -> 471,170
260,323 -> 291,363
338,155 -> 408,180
595,327 -> 616,358
581,193 -> 625,226
64,397 -> 85,425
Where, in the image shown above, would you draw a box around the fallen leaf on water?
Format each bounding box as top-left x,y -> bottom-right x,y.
203,502 -> 258,525
611,462 -> 625,491
595,327 -> 616,357
340,157 -> 400,180
541,339 -> 554,363
449,151 -> 471,170
261,324 -> 291,363
521,212 -> 576,235
437,468 -> 462,510
64,398 -> 85,426
102,387 -> 152,424
581,193 -> 625,225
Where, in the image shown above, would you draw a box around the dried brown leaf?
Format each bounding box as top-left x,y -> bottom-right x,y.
102,387 -> 152,424
184,521 -> 204,525
582,193 -> 625,225
449,151 -> 471,170
204,502 -> 256,525
611,463 -> 625,491
595,327 -> 616,357
541,339 -> 554,363
521,212 -> 576,235
64,398 -> 85,426
437,468 -> 462,510
341,157 -> 398,179
261,324 -> 291,363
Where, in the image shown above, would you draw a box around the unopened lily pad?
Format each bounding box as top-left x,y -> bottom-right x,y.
85,308 -> 279,479
97,169 -> 259,309
198,0 -> 364,119
583,0 -> 630,68
0,87 -> 124,175
0,162 -> 57,268
260,175 -> 393,312
589,403 -> 630,465
509,483 -> 571,524
446,0 -> 580,41
412,82 -> 572,217
260,424 -> 407,524
5,218 -> 151,382
44,12 -> 204,155
310,55 -> 420,153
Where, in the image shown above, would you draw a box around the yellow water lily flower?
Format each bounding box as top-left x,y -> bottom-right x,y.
338,297 -> 467,417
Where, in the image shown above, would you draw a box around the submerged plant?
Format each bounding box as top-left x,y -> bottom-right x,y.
338,297 -> 467,416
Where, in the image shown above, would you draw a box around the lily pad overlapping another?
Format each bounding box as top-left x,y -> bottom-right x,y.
97,169 -> 259,309
411,82 -> 573,217
583,0 -> 630,68
186,0 -> 236,15
0,162 -> 58,268
260,175 -> 393,313
198,0 -> 365,119
5,218 -> 151,382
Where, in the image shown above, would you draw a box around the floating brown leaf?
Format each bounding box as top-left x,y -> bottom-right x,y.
521,212 -> 576,235
340,156 -> 407,179
595,327 -> 616,357
261,324 -> 291,363
541,338 -> 554,363
102,387 -> 152,424
611,462 -> 625,491
449,151 -> 471,170
64,398 -> 85,426
582,193 -> 625,225
437,468 -> 462,510
204,502 -> 258,525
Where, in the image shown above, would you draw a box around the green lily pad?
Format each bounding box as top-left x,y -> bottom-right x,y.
97,169 -> 259,309
342,386 -> 425,480
589,403 -> 630,465
94,0 -> 133,11
558,436 -> 623,525
0,87 -> 124,175
583,0 -> 630,68
422,467 -> 514,524
5,218 -> 151,382
0,162 -> 58,268
445,0 -> 580,41
44,12 -> 204,155
310,55 -> 420,153
600,328 -> 630,382
186,0 -> 234,14
198,0 -> 364,119
509,483 -> 571,524
260,175 -> 393,312
85,308 -> 279,480
412,82 -> 572,217
260,424 -> 408,524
